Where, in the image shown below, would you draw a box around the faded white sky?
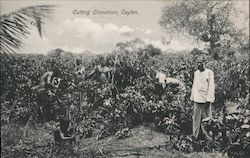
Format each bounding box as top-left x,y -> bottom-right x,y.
1,0 -> 249,54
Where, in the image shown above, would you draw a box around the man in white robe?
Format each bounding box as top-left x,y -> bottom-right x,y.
190,55 -> 215,140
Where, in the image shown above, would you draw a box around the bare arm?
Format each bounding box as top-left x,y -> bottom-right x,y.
46,72 -> 53,85
85,66 -> 98,79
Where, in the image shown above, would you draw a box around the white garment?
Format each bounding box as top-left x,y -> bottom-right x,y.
51,77 -> 61,88
190,68 -> 215,103
166,77 -> 186,94
76,66 -> 85,74
156,72 -> 186,93
155,72 -> 167,88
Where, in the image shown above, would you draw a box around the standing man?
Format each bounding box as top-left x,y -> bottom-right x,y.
36,67 -> 61,123
86,62 -> 112,83
190,55 -> 215,140
74,59 -> 86,110
85,61 -> 113,104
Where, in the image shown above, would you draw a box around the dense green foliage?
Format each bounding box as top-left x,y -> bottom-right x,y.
1,44 -> 249,157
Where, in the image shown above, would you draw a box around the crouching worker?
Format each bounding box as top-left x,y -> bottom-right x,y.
155,71 -> 186,101
54,119 -> 76,145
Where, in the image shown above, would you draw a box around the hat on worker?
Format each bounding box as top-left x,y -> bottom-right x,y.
196,54 -> 207,62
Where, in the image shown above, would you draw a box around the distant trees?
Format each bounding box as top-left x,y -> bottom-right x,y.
115,38 -> 162,57
160,0 -> 248,58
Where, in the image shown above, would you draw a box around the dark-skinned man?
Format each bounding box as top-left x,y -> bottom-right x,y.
36,67 -> 61,123
190,54 -> 215,140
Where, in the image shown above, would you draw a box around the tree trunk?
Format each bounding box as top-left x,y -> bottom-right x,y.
208,14 -> 218,59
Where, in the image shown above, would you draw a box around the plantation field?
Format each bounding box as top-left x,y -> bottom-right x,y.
1,45 -> 249,157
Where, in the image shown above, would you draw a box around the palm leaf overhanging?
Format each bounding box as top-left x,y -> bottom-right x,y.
0,5 -> 56,62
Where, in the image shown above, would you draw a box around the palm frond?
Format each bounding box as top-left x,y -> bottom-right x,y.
0,5 -> 56,61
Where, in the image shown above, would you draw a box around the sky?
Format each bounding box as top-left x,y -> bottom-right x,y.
1,0 -> 249,54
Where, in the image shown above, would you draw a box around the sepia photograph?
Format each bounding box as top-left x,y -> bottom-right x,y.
0,0 -> 249,157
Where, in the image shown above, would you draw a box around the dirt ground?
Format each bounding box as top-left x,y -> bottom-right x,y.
78,125 -> 227,158
2,122 -> 228,158
42,124 -> 226,158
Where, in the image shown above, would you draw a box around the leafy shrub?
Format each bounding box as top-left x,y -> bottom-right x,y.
0,45 -> 249,156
